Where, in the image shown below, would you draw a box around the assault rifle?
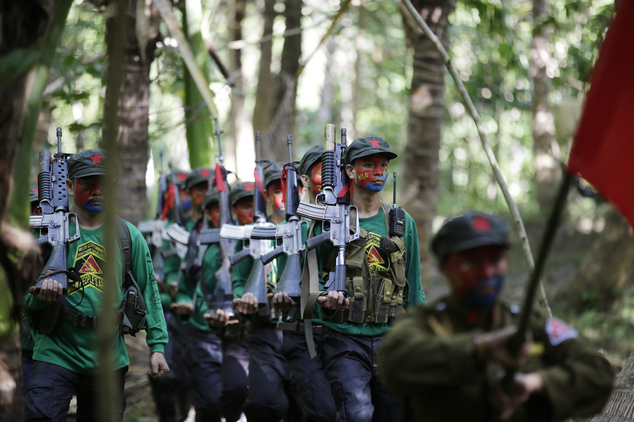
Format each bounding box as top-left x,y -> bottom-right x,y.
296,124 -> 359,294
29,127 -> 81,293
208,118 -> 235,317
219,132 -> 275,317
251,135 -> 307,300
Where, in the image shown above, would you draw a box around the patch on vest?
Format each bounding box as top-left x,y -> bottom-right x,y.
69,241 -> 106,295
365,232 -> 389,272
545,317 -> 578,346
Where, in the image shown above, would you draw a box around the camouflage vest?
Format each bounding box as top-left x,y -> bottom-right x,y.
330,202 -> 408,324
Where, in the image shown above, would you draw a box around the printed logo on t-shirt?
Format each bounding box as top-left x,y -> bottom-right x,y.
68,241 -> 106,295
365,232 -> 388,273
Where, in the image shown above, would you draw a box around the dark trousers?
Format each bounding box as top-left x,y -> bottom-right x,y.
189,329 -> 223,422
282,330 -> 336,422
219,339 -> 249,422
25,361 -> 127,422
244,323 -> 292,422
149,312 -> 192,422
320,328 -> 400,422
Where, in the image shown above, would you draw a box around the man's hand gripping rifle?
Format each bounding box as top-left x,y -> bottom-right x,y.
219,132 -> 274,317
251,135 -> 307,303
296,124 -> 359,296
29,128 -> 81,294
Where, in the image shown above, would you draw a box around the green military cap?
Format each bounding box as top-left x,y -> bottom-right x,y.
185,167 -> 213,190
264,163 -> 285,189
67,148 -> 106,179
298,145 -> 324,176
204,187 -> 220,209
170,168 -> 189,189
30,185 -> 39,203
431,211 -> 510,263
229,181 -> 255,208
343,136 -> 398,166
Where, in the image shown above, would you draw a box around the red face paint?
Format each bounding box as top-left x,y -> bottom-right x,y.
354,156 -> 389,192
190,182 -> 209,208
235,197 -> 254,225
267,180 -> 285,216
206,203 -> 220,228
443,246 -> 508,298
74,176 -> 105,212
310,162 -> 322,196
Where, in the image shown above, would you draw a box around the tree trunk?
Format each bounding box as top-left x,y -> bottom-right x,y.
401,0 -> 456,290
591,348 -> 634,421
556,207 -> 634,311
252,0 -> 276,140
183,0 -> 214,169
531,0 -> 561,210
114,0 -> 160,224
228,0 -> 254,180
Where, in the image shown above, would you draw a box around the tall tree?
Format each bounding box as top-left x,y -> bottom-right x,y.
592,347 -> 634,421
400,0 -> 456,288
113,0 -> 161,224
252,0 -> 275,141
531,0 -> 561,210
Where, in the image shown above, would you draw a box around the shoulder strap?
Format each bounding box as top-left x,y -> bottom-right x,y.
116,217 -> 133,288
380,201 -> 391,231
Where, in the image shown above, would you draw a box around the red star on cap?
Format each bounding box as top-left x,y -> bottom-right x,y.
177,172 -> 186,181
200,169 -> 211,178
244,182 -> 255,191
369,138 -> 381,148
471,215 -> 492,232
90,153 -> 102,165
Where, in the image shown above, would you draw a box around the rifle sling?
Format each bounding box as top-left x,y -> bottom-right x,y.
301,221 -> 322,359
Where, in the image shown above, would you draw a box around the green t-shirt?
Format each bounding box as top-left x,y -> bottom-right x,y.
318,207 -> 426,336
176,243 -> 222,332
24,221 -> 168,375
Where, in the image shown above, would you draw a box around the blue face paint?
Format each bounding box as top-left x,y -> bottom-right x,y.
362,172 -> 388,192
462,275 -> 505,306
82,203 -> 104,212
181,198 -> 193,211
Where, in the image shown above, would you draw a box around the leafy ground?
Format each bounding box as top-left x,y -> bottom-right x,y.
119,220 -> 634,421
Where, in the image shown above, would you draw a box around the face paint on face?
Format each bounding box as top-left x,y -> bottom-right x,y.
206,203 -> 220,227
267,180 -> 285,216
190,182 -> 209,208
310,162 -> 322,196
180,189 -> 193,211
74,176 -> 105,213
443,246 -> 508,306
235,197 -> 254,225
354,156 -> 389,192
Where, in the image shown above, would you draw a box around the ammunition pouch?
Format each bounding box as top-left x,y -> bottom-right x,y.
117,271 -> 147,336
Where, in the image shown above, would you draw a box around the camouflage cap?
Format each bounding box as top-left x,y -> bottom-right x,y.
30,185 -> 38,203
67,148 -> 106,179
185,167 -> 213,191
343,136 -> 397,166
204,187 -> 220,209
229,181 -> 255,208
431,211 -> 510,263
264,162 -> 285,189
298,145 -> 324,176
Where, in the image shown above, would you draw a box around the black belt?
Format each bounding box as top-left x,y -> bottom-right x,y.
62,308 -> 99,328
277,320 -> 322,335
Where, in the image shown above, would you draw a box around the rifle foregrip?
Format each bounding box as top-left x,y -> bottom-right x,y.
305,232 -> 330,250
261,245 -> 284,265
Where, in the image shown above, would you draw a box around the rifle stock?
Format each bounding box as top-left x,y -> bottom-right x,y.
30,128 -> 80,293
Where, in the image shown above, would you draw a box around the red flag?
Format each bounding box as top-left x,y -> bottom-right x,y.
568,0 -> 634,227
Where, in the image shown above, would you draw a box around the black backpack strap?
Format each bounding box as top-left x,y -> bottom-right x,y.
116,217 -> 132,288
